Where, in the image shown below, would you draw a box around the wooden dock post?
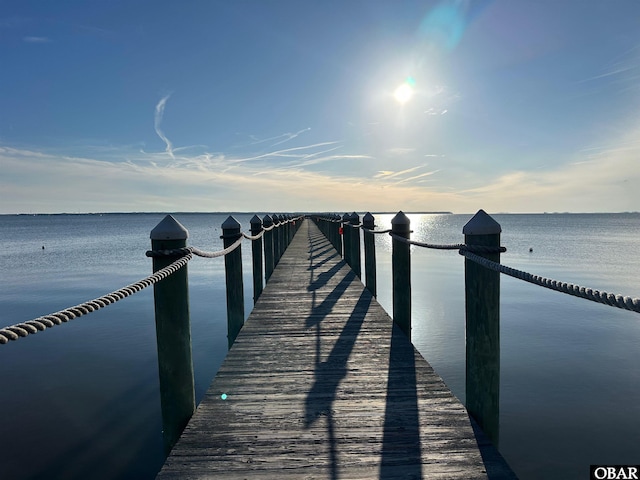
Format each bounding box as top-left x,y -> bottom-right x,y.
250,215 -> 263,304
392,211 -> 411,339
279,215 -> 286,258
263,214 -> 274,282
150,215 -> 195,454
463,209 -> 501,446
222,215 -> 244,349
287,215 -> 293,244
272,215 -> 281,267
342,213 -> 351,264
362,212 -> 377,297
331,215 -> 339,254
327,214 -> 339,254
283,215 -> 289,249
350,212 -> 362,278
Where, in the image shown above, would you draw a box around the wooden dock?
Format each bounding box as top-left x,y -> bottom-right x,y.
157,219 -> 516,479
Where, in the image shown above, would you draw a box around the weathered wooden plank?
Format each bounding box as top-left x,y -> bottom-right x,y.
157,219 -> 516,479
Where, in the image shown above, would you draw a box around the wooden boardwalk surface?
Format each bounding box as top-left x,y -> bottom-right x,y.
157,219 -> 516,479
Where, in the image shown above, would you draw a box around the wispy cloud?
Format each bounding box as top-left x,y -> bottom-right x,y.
23,36 -> 51,43
230,141 -> 340,164
387,147 -> 416,155
393,170 -> 440,184
242,128 -> 312,148
289,152 -> 372,169
154,94 -> 174,159
270,128 -> 311,147
577,43 -> 640,94
374,166 -> 424,179
424,108 -> 448,115
2,118 -> 639,214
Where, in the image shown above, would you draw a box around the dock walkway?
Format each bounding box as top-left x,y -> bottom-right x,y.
157,219 -> 516,479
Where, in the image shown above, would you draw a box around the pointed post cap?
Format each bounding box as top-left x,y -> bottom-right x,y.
342,213 -> 350,222
250,214 -> 262,233
150,214 -> 188,240
221,215 -> 241,231
363,212 -> 375,228
463,209 -> 501,235
391,211 -> 410,236
350,212 -> 360,224
263,214 -> 273,226
391,210 -> 410,225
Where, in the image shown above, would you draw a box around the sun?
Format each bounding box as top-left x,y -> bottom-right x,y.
393,77 -> 416,104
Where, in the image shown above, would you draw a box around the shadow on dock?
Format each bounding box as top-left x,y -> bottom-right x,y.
304,228 -> 370,479
380,326 -> 422,479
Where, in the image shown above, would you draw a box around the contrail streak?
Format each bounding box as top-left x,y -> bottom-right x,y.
155,94 -> 174,159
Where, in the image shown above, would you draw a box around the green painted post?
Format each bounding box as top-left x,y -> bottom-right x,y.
350,212 -> 362,278
250,215 -> 263,304
272,214 -> 281,267
222,215 -> 244,349
391,211 -> 411,339
363,212 -> 377,297
150,215 -> 195,454
463,209 -> 501,446
263,214 -> 274,282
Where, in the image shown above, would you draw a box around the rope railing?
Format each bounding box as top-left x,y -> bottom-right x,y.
312,211 -> 637,314
461,250 -> 640,314
389,232 -> 507,253
0,253 -> 192,345
1,215 -> 303,345
242,231 -> 265,242
192,238 -> 244,258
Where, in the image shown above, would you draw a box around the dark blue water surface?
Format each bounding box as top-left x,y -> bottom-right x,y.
0,212 -> 638,479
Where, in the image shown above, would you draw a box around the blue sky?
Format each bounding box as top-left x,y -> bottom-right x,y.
1,1 -> 639,213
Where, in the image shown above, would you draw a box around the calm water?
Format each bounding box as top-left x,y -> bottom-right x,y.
0,212 -> 638,479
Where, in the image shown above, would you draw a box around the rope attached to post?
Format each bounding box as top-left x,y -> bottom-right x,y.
2,216 -> 305,345
388,232 -> 506,253
461,250 -> 640,314
0,253 -> 192,345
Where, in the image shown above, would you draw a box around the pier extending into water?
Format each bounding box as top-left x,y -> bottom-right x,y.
156,218 -> 515,479
3,209 -> 639,478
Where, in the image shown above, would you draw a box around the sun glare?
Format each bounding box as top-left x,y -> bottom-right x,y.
393,77 -> 415,104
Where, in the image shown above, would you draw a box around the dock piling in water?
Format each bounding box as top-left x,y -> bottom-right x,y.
222,215 -> 244,349
250,215 -> 263,304
464,209 -> 502,446
150,215 -> 195,454
349,212 -> 362,278
392,211 -> 411,339
362,212 -> 377,297
263,214 -> 274,281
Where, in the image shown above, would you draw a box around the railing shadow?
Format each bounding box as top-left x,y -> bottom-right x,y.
379,325 -> 423,479
303,225 -> 372,480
